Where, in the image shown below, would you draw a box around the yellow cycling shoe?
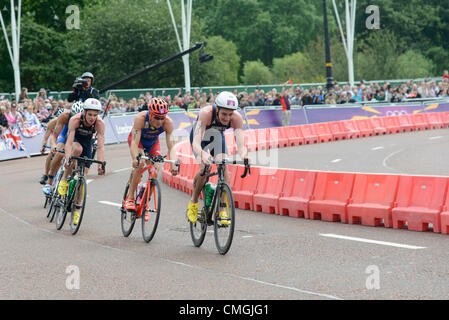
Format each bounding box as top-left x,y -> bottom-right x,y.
219,209 -> 231,226
73,209 -> 80,225
58,180 -> 69,196
186,201 -> 199,224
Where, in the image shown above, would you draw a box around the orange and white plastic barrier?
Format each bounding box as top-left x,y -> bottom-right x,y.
164,112 -> 449,234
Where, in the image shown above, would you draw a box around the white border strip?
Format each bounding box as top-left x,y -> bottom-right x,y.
320,233 -> 426,250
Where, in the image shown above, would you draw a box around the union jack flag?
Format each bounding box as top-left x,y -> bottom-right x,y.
20,122 -> 42,138
1,126 -> 26,151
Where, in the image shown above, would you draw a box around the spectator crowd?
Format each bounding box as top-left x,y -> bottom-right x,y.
2,73 -> 449,134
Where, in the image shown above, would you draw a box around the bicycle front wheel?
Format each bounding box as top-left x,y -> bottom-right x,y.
141,178 -> 161,243
55,198 -> 67,230
121,181 -> 136,237
47,168 -> 64,221
70,177 -> 87,235
213,183 -> 235,255
189,186 -> 208,247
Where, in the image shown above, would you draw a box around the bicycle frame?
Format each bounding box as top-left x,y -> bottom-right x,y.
135,164 -> 159,218
200,159 -> 250,223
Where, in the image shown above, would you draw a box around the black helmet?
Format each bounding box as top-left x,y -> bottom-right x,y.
81,72 -> 94,84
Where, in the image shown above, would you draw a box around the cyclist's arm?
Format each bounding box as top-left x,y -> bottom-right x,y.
95,119 -> 106,162
232,115 -> 248,161
192,109 -> 210,162
164,117 -> 177,161
130,114 -> 144,167
51,112 -> 67,148
41,117 -> 57,152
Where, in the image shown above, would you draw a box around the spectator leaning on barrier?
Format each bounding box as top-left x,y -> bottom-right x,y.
68,71 -> 100,102
443,70 -> 449,80
290,87 -> 302,106
0,105 -> 9,134
6,102 -> 24,127
301,89 -> 313,106
19,87 -> 29,103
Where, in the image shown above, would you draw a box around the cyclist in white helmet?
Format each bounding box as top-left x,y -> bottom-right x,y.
57,98 -> 106,225
42,101 -> 84,195
186,91 -> 248,224
58,98 -> 106,193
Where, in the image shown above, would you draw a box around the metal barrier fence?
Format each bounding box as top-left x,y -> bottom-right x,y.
0,76 -> 442,102
3,97 -> 449,162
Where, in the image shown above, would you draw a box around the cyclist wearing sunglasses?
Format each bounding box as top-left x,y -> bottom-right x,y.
123,98 -> 179,212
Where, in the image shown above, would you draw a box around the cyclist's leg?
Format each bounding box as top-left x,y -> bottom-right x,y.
189,131 -> 209,204
126,136 -> 146,203
149,139 -> 162,174
40,152 -> 53,184
47,143 -> 65,183
58,142 -> 82,196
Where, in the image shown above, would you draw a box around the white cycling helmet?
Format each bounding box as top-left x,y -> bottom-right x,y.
71,101 -> 84,115
215,91 -> 238,110
83,98 -> 102,112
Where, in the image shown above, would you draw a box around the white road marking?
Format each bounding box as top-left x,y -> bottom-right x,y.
242,235 -> 253,238
86,179 -> 93,184
113,167 -> 132,173
371,146 -> 384,151
98,200 -> 122,208
382,148 -> 405,170
429,136 -> 443,140
319,233 -> 426,250
331,158 -> 342,163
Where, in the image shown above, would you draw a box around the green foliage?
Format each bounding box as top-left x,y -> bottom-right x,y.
0,15 -> 76,92
241,60 -> 273,85
1,0 -> 449,92
396,50 -> 436,79
272,52 -> 309,83
190,36 -> 240,86
355,30 -> 403,80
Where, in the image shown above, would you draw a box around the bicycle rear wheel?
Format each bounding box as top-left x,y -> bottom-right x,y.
189,187 -> 208,247
70,177 -> 87,235
141,178 -> 161,243
121,181 -> 136,237
213,183 -> 235,255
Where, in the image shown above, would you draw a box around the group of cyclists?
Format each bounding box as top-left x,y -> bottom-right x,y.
38,71 -> 249,229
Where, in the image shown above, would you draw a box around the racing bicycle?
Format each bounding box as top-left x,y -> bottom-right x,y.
190,158 -> 250,255
120,153 -> 180,243
53,155 -> 106,235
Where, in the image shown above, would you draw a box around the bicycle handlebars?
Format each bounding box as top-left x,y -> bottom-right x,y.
136,153 -> 180,169
68,155 -> 106,170
200,158 -> 251,178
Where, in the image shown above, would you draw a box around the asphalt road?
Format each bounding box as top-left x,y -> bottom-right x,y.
1,129 -> 449,300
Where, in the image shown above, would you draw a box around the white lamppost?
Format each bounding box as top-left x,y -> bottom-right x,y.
167,0 -> 192,94
0,0 -> 21,100
332,0 -> 356,88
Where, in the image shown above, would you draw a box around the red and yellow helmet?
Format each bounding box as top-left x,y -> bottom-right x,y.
149,98 -> 169,119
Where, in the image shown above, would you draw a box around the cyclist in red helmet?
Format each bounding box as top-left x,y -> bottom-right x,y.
124,97 -> 179,211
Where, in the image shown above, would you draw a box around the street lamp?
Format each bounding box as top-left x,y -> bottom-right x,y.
323,0 -> 334,91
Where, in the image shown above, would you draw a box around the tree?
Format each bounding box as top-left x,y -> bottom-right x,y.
396,50 -> 435,79
271,52 -> 309,84
66,0 -> 204,91
190,36 -> 240,87
0,15 -> 77,92
241,60 -> 273,85
355,30 -> 403,81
